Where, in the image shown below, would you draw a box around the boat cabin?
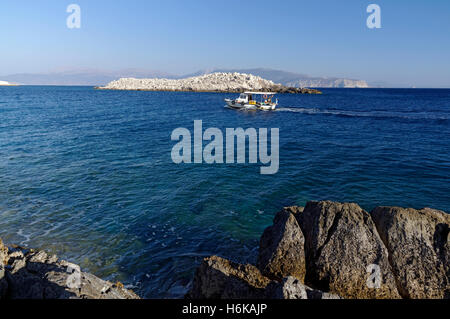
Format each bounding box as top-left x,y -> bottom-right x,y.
242,92 -> 276,105
225,91 -> 278,110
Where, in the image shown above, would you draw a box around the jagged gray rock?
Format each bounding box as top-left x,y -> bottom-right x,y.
297,201 -> 401,299
187,256 -> 341,299
189,201 -> 449,299
187,256 -> 271,299
371,207 -> 450,299
190,201 -> 450,300
258,207 -> 306,281
0,239 -> 139,299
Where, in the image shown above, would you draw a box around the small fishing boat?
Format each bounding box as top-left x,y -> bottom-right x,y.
225,92 -> 278,111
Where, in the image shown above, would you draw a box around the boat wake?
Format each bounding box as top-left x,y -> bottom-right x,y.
276,107 -> 450,121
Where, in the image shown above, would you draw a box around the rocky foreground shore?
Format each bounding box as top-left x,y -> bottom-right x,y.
0,239 -> 139,299
1,201 -> 447,299
187,201 -> 449,299
97,72 -> 322,94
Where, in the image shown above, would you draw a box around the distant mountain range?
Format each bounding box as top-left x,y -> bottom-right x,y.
1,68 -> 369,88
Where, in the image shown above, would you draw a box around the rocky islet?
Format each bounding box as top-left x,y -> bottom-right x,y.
97,72 -> 322,94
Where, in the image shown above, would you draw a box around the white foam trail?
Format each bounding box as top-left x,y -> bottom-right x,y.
276,107 -> 450,120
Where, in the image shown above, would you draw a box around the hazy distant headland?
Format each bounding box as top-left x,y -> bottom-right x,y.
97,72 -> 322,94
1,68 -> 369,88
0,81 -> 16,86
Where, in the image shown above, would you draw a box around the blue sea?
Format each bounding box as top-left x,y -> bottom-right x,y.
0,86 -> 449,298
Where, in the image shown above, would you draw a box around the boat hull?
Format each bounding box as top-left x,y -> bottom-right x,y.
225,99 -> 276,111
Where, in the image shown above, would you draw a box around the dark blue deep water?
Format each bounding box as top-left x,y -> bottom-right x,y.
0,86 -> 449,298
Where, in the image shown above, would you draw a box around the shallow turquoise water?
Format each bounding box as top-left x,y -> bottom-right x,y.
0,86 -> 449,297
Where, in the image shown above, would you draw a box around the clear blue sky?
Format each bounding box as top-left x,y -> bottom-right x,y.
1,0 -> 449,87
